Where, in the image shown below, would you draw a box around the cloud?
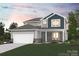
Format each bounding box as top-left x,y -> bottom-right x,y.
13,3 -> 34,9
2,3 -> 79,28
8,9 -> 37,27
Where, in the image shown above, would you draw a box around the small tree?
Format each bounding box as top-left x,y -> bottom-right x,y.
4,33 -> 11,42
9,22 -> 18,29
0,22 -> 5,36
68,11 -> 77,40
0,22 -> 5,44
74,10 -> 79,27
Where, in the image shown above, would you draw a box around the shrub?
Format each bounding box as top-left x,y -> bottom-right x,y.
0,33 -> 11,44
70,39 -> 79,46
64,40 -> 70,44
0,36 -> 5,44
51,40 -> 59,43
4,33 -> 11,42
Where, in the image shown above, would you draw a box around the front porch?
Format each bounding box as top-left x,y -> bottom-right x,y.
34,30 -> 66,43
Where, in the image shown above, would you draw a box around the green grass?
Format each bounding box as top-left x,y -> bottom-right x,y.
0,43 -> 79,56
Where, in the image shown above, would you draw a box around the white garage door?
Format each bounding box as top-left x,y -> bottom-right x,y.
13,32 -> 34,43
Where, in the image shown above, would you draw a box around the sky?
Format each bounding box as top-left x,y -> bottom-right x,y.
0,3 -> 79,28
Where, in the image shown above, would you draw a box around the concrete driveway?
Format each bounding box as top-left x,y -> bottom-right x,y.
0,43 -> 26,54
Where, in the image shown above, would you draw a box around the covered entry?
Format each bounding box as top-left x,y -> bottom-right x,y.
41,31 -> 63,43
47,31 -> 63,42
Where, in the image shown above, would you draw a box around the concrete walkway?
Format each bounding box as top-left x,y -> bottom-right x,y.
0,43 -> 26,54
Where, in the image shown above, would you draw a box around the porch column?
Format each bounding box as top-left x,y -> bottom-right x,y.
45,31 -> 47,43
10,32 -> 13,42
65,31 -> 68,41
62,31 -> 65,42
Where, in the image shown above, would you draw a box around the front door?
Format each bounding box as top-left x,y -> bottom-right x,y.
52,32 -> 62,41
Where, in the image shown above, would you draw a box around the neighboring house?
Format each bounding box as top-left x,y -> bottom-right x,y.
10,13 -> 68,44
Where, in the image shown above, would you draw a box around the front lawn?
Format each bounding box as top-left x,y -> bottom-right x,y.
0,43 -> 79,56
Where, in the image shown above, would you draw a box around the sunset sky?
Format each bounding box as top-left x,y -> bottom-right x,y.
0,3 -> 79,28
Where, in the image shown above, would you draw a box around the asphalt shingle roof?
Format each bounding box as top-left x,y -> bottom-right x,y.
24,17 -> 42,22
17,24 -> 41,29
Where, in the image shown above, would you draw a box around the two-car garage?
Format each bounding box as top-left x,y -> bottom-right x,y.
12,32 -> 34,44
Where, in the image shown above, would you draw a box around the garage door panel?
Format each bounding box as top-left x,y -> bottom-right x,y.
13,32 -> 34,43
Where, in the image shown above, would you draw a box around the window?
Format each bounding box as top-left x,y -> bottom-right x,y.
51,19 -> 61,27
43,20 -> 47,24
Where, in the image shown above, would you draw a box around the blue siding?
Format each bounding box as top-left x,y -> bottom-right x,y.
48,14 -> 64,29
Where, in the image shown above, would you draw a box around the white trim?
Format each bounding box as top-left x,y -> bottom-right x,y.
54,13 -> 66,18
51,19 -> 61,27
10,32 -> 13,42
45,31 -> 47,43
34,31 -> 38,39
40,13 -> 55,21
64,18 -> 68,30
41,12 -> 67,20
65,31 -> 68,41
10,29 -> 66,32
64,18 -> 65,30
62,31 -> 65,42
52,13 -> 68,22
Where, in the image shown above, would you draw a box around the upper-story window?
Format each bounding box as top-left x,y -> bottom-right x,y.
51,19 -> 61,27
43,20 -> 47,24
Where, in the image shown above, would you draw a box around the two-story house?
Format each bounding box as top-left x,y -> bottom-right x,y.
10,13 -> 68,44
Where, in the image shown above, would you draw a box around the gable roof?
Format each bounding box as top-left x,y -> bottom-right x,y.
16,24 -> 41,29
43,13 -> 54,19
41,13 -> 66,20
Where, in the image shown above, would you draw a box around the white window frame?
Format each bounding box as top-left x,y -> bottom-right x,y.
51,19 -> 61,27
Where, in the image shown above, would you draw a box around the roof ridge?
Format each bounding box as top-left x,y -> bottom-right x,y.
43,13 -> 54,19
24,17 -> 42,22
